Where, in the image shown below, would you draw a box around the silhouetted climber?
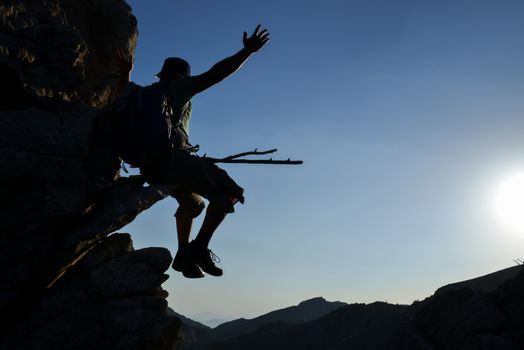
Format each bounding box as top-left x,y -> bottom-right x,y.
113,25 -> 270,278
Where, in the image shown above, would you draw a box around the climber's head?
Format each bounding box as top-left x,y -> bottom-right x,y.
156,57 -> 191,80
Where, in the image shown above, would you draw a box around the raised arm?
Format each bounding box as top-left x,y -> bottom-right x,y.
191,25 -> 270,94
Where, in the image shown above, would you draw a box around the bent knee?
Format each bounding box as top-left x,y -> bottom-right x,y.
208,195 -> 241,214
175,198 -> 205,219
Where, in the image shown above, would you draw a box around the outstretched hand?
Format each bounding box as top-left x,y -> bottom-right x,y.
243,25 -> 270,53
113,48 -> 134,75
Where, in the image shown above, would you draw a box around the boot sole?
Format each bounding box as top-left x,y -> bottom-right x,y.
172,263 -> 205,279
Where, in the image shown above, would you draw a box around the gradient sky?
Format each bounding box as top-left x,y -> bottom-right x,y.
123,0 -> 524,324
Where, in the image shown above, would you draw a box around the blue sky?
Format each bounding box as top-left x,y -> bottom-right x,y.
124,0 -> 524,324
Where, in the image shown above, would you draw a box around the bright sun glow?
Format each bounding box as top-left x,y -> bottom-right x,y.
495,172 -> 524,233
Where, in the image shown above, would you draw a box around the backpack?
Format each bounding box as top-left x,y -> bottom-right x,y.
103,82 -> 177,168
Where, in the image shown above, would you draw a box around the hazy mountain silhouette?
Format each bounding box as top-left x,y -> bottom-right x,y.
167,308 -> 211,345
204,318 -> 229,328
178,297 -> 346,349
181,265 -> 524,350
168,309 -> 211,330
204,302 -> 408,350
205,297 -> 346,343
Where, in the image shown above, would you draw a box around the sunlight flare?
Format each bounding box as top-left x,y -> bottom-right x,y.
495,172 -> 524,233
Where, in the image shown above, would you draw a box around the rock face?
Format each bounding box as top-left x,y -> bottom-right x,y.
0,1 -> 180,349
0,0 -> 137,108
4,233 -> 179,350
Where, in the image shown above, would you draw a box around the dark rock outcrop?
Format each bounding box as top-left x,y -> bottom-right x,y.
385,267 -> 524,350
4,234 -> 179,350
0,0 -> 137,108
1,1 -> 180,349
435,264 -> 524,295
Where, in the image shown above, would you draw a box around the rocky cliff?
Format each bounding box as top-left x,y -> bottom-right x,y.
0,1 -> 179,349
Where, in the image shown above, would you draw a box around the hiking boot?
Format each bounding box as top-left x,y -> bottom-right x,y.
172,246 -> 205,279
188,242 -> 223,277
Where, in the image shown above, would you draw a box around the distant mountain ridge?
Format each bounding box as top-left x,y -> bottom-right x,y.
178,265 -> 524,350
168,309 -> 211,345
168,309 -> 210,331
177,297 -> 347,349
206,297 -> 347,343
207,302 -> 409,350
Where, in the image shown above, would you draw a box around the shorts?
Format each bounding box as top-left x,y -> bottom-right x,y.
141,149 -> 244,214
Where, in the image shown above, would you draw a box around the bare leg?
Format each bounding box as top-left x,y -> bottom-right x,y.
176,216 -> 193,246
173,216 -> 204,278
174,192 -> 205,246
193,202 -> 227,248
190,202 -> 227,277
172,194 -> 206,278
